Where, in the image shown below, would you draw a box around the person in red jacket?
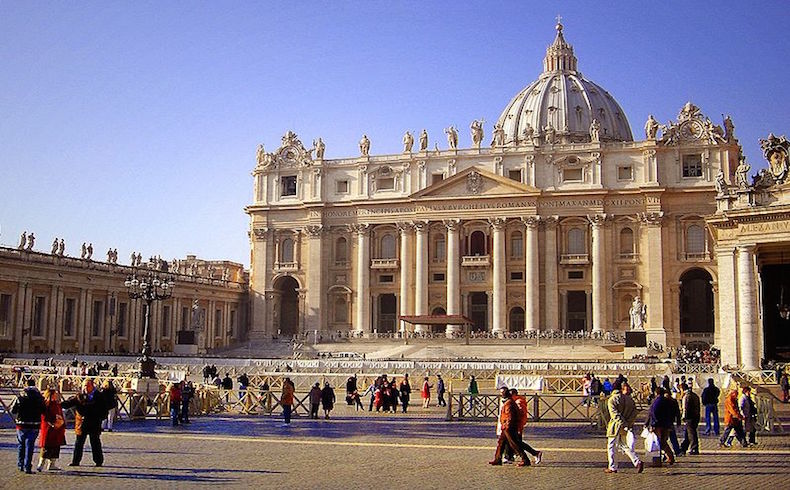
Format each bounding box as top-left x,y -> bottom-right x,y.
168,382 -> 182,427
37,388 -> 66,472
719,389 -> 747,447
489,386 -> 529,467
502,388 -> 543,465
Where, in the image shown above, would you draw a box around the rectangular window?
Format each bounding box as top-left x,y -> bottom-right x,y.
162,305 -> 171,337
511,234 -> 523,258
215,309 -> 222,337
563,168 -> 583,182
0,293 -> 11,337
92,300 -> 104,337
230,310 -> 236,337
432,173 -> 444,185
64,298 -> 75,337
379,274 -> 394,283
508,169 -> 522,182
336,180 -> 349,194
118,303 -> 127,337
434,238 -> 446,261
182,307 -> 189,330
281,175 -> 297,196
377,177 -> 394,190
432,273 -> 445,282
510,271 -> 524,281
682,154 -> 703,178
568,270 -> 584,280
33,296 -> 46,337
617,166 -> 633,181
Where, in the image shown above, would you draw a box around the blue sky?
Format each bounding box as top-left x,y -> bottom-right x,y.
1,2 -> 788,266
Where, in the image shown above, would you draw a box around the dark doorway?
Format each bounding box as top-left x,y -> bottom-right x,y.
470,230 -> 487,256
378,294 -> 397,333
431,306 -> 446,333
567,291 -> 587,332
275,276 -> 299,336
509,307 -> 525,332
470,292 -> 488,332
679,268 -> 714,343
761,264 -> 790,361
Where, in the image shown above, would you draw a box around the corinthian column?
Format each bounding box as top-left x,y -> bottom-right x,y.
589,214 -> 607,333
354,224 -> 370,334
445,219 -> 461,336
398,222 -> 414,332
414,221 -> 429,333
304,225 -> 324,334
523,216 -> 540,331
543,217 -> 559,330
490,218 -> 507,334
737,245 -> 758,370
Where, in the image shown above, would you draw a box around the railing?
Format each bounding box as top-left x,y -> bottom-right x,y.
448,392 -> 603,423
370,258 -> 399,269
673,363 -> 721,375
461,255 -> 490,267
274,261 -> 298,272
738,370 -> 778,385
559,254 -> 589,265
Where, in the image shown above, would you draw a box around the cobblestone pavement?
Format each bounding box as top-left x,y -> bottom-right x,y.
1,412 -> 789,489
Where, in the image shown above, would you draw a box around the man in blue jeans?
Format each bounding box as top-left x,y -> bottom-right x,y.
10,379 -> 45,473
701,378 -> 721,435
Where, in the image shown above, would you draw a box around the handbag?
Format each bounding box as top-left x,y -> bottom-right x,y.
52,414 -> 65,430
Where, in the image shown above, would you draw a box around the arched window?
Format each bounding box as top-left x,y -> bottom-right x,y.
619,227 -> 635,256
434,234 -> 446,261
510,231 -> 523,258
335,237 -> 347,264
567,228 -> 585,254
686,225 -> 705,255
470,230 -> 486,255
334,296 -> 348,323
380,234 -> 396,259
281,238 -> 294,262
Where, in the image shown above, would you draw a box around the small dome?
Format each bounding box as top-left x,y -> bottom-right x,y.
495,23 -> 633,145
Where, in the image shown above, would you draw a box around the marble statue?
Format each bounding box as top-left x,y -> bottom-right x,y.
705,118 -> 726,144
589,118 -> 601,143
26,233 -> 35,251
191,299 -> 200,329
130,252 -> 136,266
660,121 -> 678,145
51,238 -> 59,255
256,144 -> 265,165
629,296 -> 647,330
57,239 -> 64,256
522,123 -> 535,144
735,155 -> 751,189
81,243 -> 87,259
18,231 -> 26,250
715,170 -> 727,195
402,131 -> 414,153
359,134 -> 370,156
491,123 -> 505,147
544,122 -> 556,145
313,138 -> 325,159
470,119 -> 484,148
107,248 -> 113,262
723,115 -> 735,142
112,248 -> 118,263
445,126 -> 458,149
419,129 -> 428,151
86,243 -> 93,260
644,114 -> 660,140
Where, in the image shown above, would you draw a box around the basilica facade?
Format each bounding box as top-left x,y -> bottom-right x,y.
245,23 -> 777,365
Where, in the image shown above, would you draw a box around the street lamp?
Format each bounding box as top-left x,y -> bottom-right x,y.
124,271 -> 174,378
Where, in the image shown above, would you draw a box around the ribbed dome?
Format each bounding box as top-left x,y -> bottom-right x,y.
495,22 -> 633,145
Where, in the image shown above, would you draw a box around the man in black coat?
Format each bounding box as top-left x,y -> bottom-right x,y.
701,378 -> 721,435
645,387 -> 676,465
62,379 -> 108,467
679,383 -> 701,455
11,379 -> 45,473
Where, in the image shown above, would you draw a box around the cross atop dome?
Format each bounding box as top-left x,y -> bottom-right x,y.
555,14 -> 563,27
544,18 -> 577,73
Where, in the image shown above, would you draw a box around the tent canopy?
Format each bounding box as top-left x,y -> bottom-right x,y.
398,315 -> 473,326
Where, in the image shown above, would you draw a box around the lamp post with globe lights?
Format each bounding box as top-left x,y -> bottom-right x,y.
124,272 -> 174,378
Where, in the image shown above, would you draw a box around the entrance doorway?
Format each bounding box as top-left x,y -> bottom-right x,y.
275,276 -> 299,337
470,292 -> 488,332
761,264 -> 790,361
679,268 -> 714,345
378,294 -> 397,333
431,306 -> 446,334
566,291 -> 587,332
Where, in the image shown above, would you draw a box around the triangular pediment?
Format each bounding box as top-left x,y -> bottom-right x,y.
411,166 -> 540,199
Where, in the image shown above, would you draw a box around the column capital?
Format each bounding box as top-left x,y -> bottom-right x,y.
521,216 -> 540,229
396,222 -> 415,234
304,225 -> 323,238
488,217 -> 507,230
542,215 -> 559,229
443,219 -> 461,232
413,220 -> 429,233
638,211 -> 664,227
587,213 -> 609,227
352,223 -> 370,236
737,243 -> 758,254
251,227 -> 271,241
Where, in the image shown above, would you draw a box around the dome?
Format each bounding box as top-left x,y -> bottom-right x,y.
495,22 -> 633,145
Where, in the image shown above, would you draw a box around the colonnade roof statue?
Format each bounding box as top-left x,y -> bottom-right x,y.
495,21 -> 634,145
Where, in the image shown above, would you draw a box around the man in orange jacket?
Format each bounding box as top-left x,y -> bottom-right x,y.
489,386 -> 530,467
719,389 -> 747,447
502,388 -> 543,465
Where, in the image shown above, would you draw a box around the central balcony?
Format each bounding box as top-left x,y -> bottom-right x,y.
560,254 -> 589,265
462,255 -> 490,267
274,261 -> 298,272
370,258 -> 399,270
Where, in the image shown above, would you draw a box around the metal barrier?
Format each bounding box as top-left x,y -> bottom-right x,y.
447,392 -> 601,423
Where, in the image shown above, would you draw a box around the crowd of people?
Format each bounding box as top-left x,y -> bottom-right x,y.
671,345 -> 721,364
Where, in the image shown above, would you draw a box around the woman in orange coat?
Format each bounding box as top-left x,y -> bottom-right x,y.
37,388 -> 66,472
719,390 -> 746,447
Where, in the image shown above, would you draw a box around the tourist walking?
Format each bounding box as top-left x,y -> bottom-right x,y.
488,386 -> 529,467
281,377 -> 295,426
321,382 -> 336,419
37,388 -> 66,472
605,380 -> 643,473
678,382 -> 701,455
181,381 -> 194,423
701,378 -> 721,435
346,375 -> 358,396
421,377 -> 433,408
468,375 -> 479,412
100,380 -> 118,432
11,379 -> 45,473
504,388 -> 542,465
645,387 -> 676,465
664,388 -> 683,455
399,374 -> 411,413
719,389 -> 747,447
437,375 -> 446,407
739,386 -> 757,446
309,383 -> 322,419
168,382 -> 182,426
62,379 -> 107,467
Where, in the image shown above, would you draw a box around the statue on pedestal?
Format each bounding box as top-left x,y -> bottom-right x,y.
735,155 -> 751,189
715,170 -> 727,196
629,296 -> 647,330
57,239 -> 65,256
589,118 -> 601,143
359,135 -> 370,156
51,238 -> 59,255
256,144 -> 265,165
470,119 -> 484,148
81,243 -> 87,259
723,115 -> 735,142
313,138 -> 325,159
86,243 -> 93,260
491,123 -> 505,147
419,129 -> 428,151
644,114 -> 660,140
444,126 -> 458,149
18,231 -> 27,250
26,233 -> 35,251
402,131 -> 414,153
522,123 -> 535,144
